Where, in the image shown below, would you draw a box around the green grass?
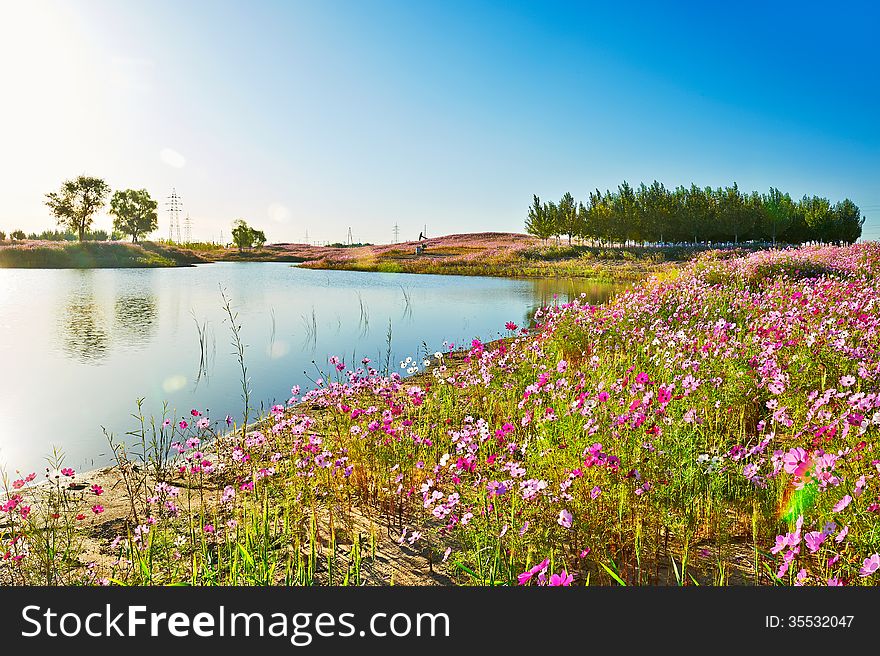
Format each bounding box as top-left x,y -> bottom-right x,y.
0,241 -> 207,268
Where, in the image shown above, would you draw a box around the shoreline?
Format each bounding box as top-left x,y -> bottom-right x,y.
0,233 -> 696,282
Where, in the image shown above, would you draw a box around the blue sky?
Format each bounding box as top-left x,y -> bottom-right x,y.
1,0 -> 878,242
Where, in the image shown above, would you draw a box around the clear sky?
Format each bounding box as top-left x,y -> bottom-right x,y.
1,0 -> 878,244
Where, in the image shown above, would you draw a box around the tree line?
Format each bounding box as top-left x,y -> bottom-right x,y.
1,175 -> 269,249
525,181 -> 864,246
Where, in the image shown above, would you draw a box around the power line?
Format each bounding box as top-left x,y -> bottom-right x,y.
165,189 -> 183,243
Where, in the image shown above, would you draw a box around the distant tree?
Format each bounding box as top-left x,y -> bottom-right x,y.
231,219 -> 252,251
556,192 -> 580,245
612,181 -> 637,244
543,200 -> 559,242
10,229 -> 26,240
231,219 -> 266,251
717,183 -> 753,244
801,195 -> 833,242
45,176 -> 111,242
586,189 -> 613,245
0,231 -> 5,241
525,195 -> 554,241
761,187 -> 793,245
109,189 -> 158,243
831,199 -> 864,244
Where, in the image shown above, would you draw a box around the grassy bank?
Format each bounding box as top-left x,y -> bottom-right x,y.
295,232 -> 735,281
3,243 -> 880,586
0,240 -> 207,268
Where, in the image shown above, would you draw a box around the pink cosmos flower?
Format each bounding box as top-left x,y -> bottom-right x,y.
91,505 -> 104,514
832,495 -> 852,513
517,558 -> 550,586
548,570 -> 574,586
859,554 -> 879,577
804,531 -> 826,553
558,509 -> 573,528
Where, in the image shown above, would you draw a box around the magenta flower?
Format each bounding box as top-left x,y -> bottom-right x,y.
91,504 -> 104,514
859,554 -> 879,577
832,495 -> 852,513
557,509 -> 573,528
517,558 -> 550,586
804,531 -> 826,553
548,570 -> 574,586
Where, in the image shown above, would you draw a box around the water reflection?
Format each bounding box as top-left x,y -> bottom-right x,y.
11,264 -> 627,476
57,280 -> 159,362
114,294 -> 158,347
59,296 -> 110,363
522,277 -> 624,328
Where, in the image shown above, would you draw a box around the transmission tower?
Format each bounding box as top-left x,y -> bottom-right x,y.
392,223 -> 400,244
166,189 -> 183,243
183,214 -> 192,244
347,227 -> 353,246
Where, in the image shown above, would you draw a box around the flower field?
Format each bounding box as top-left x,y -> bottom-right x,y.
2,243 -> 880,586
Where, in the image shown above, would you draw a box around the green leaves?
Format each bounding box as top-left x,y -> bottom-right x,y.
45,175 -> 111,241
109,188 -> 158,243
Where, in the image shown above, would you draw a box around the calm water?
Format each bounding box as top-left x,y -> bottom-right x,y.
0,263 -> 621,474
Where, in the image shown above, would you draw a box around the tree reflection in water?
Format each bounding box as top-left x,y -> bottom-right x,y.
57,272 -> 158,363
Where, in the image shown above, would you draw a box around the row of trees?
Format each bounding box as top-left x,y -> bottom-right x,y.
526,182 -> 864,246
44,176 -> 158,243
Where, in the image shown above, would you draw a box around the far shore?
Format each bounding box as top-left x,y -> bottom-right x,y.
0,232 -> 718,281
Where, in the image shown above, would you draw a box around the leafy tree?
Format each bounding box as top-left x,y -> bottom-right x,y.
44,176 -> 110,242
0,231 -> 5,241
556,192 -> 580,245
716,183 -> 753,244
10,229 -> 26,240
109,189 -> 158,243
231,219 -> 252,251
801,195 -> 833,242
231,219 -> 266,251
831,199 -> 863,244
761,187 -> 794,245
543,200 -> 559,242
525,195 -> 554,241
612,181 -> 637,244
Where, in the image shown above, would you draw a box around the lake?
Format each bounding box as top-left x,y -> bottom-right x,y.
0,263 -> 621,475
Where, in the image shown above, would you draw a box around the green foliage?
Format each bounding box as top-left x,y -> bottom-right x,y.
526,181 -> 863,245
26,228 -> 111,241
231,219 -> 266,251
524,195 -> 555,240
110,188 -> 158,243
10,229 -> 26,240
45,175 -> 111,242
